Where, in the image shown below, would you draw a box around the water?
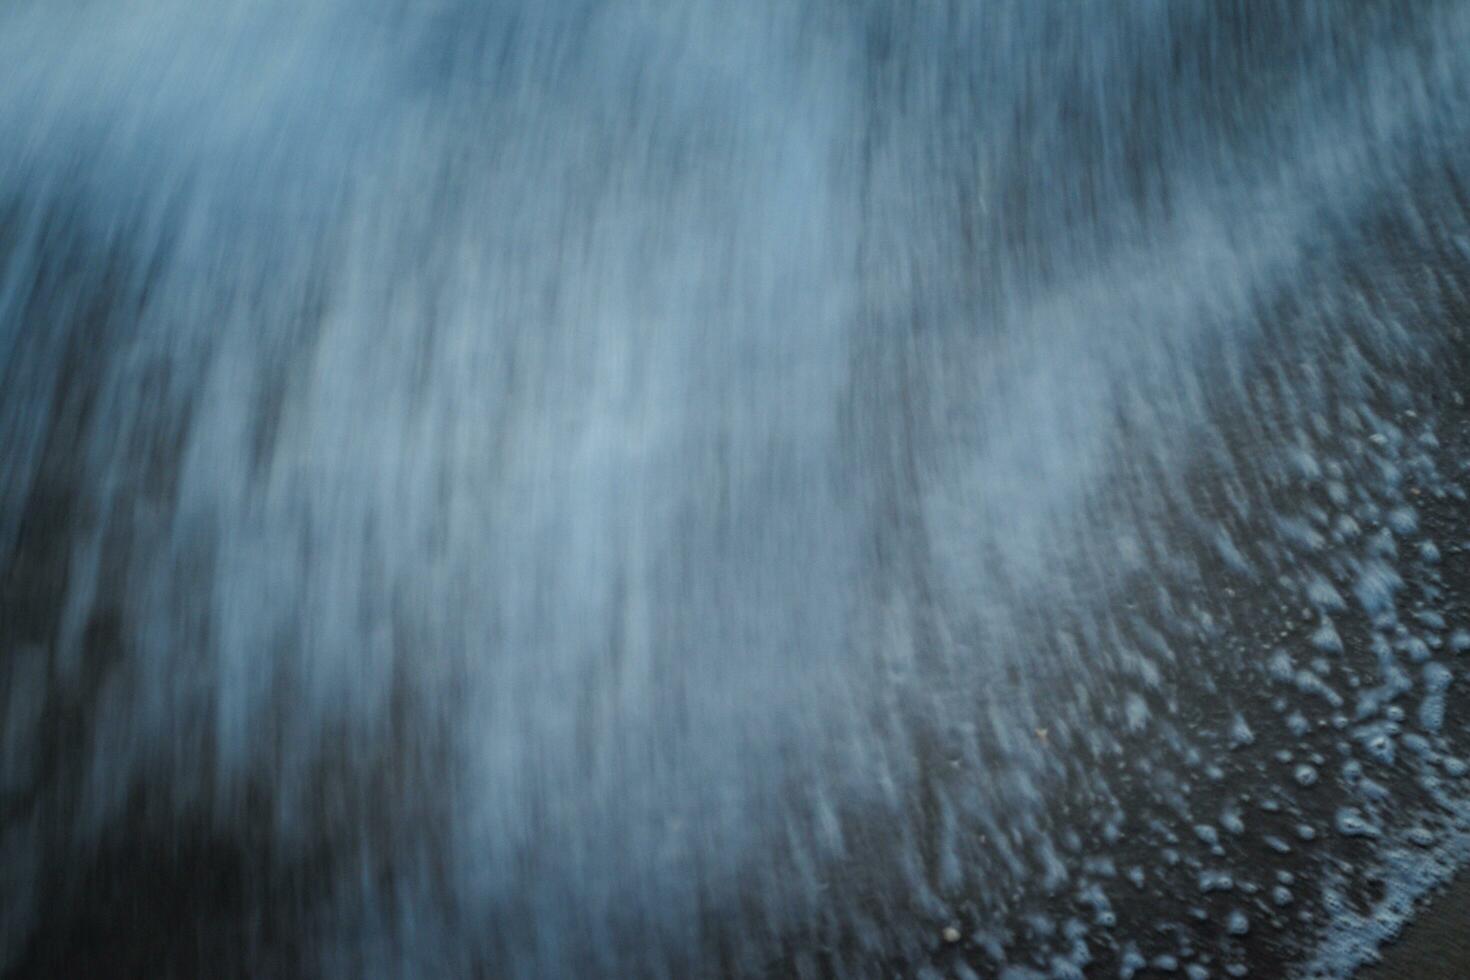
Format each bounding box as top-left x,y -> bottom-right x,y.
3,3 -> 1470,977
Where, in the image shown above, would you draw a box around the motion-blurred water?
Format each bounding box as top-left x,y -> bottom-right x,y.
4,3 -> 1470,977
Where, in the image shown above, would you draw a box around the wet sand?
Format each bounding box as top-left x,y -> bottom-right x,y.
1358,870 -> 1470,979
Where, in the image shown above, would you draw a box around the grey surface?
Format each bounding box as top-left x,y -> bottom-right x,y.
1359,871 -> 1470,979
3,2 -> 1470,977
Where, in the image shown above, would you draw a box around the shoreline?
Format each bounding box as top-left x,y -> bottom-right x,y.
1357,869 -> 1470,978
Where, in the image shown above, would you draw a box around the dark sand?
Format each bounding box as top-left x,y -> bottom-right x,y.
1358,871 -> 1470,979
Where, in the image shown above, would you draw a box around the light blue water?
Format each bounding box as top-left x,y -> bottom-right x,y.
3,3 -> 1470,977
